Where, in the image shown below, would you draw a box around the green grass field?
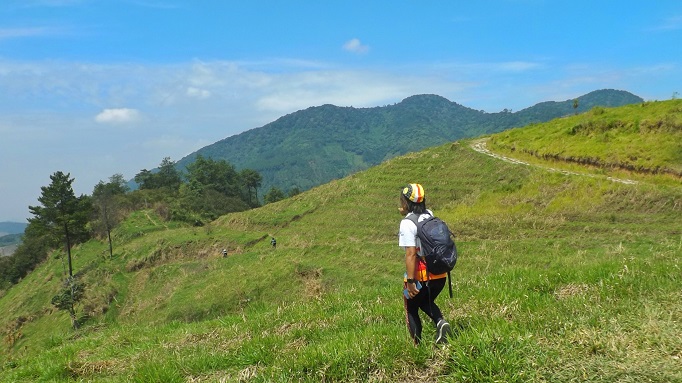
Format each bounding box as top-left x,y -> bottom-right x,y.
1,101 -> 681,382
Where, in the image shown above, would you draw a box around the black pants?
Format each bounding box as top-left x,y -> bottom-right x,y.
404,278 -> 446,345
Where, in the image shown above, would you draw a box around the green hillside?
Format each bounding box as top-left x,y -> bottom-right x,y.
1,101 -> 681,382
176,89 -> 642,197
489,99 -> 682,182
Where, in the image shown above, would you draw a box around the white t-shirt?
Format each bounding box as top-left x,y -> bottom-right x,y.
398,210 -> 433,256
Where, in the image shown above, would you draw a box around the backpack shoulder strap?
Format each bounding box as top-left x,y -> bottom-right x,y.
447,271 -> 453,298
405,212 -> 433,226
405,213 -> 419,226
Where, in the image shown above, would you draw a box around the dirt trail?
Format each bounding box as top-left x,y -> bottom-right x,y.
470,138 -> 638,185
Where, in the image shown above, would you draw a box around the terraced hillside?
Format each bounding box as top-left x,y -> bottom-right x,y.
0,101 -> 680,382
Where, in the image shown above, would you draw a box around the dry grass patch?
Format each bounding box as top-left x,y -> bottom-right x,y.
66,359 -> 123,378
295,266 -> 324,300
554,283 -> 591,300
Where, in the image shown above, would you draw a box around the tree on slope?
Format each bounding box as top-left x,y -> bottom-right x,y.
179,155 -> 253,219
28,171 -> 91,329
29,171 -> 91,276
92,173 -> 129,259
240,168 -> 262,207
134,157 -> 183,191
264,186 -> 286,204
185,155 -> 240,196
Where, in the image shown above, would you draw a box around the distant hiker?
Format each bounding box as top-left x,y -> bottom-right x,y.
399,183 -> 452,345
222,249 -> 227,258
271,237 -> 277,248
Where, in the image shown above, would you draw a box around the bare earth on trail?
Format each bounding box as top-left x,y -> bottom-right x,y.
470,138 -> 638,185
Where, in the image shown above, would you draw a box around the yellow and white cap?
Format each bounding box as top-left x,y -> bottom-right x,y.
402,183 -> 425,203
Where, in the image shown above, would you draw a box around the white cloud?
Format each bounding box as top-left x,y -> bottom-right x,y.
433,60 -> 543,74
95,108 -> 140,124
186,87 -> 211,99
494,61 -> 543,73
19,0 -> 84,7
254,70 -> 462,112
343,38 -> 370,54
0,27 -> 54,39
128,0 -> 181,9
652,15 -> 682,31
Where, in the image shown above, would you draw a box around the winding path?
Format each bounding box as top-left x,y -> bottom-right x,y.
470,138 -> 638,185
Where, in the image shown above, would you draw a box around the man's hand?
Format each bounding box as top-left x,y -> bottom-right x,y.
407,282 -> 420,298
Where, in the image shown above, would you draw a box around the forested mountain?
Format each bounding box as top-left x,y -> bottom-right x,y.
175,89 -> 643,197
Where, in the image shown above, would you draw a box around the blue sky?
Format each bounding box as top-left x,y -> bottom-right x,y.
1,0 -> 681,222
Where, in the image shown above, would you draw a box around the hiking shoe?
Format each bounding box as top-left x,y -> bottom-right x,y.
435,319 -> 452,344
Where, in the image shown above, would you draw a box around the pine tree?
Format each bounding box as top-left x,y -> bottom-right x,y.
28,171 -> 91,329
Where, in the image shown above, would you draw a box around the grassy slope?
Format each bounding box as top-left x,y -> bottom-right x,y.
1,102 -> 681,382
489,99 -> 682,181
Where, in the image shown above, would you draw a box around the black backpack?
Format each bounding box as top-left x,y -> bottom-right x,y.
406,213 -> 458,297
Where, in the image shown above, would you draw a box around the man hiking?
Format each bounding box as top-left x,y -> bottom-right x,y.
398,183 -> 452,345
